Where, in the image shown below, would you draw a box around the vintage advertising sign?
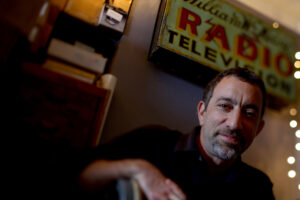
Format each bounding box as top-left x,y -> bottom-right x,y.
152,0 -> 297,101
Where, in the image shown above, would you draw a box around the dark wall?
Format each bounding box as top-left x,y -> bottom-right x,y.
100,0 -> 204,143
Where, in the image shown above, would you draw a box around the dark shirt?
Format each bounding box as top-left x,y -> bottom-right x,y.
98,125 -> 275,200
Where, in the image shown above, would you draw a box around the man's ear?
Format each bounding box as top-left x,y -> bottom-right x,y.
255,120 -> 265,137
197,101 -> 206,126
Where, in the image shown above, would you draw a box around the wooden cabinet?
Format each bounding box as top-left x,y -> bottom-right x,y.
18,62 -> 111,148
1,0 -> 120,148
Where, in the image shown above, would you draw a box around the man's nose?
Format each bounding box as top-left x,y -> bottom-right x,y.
227,109 -> 243,130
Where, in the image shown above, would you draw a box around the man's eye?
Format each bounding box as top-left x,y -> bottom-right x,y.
218,104 -> 231,111
244,110 -> 257,118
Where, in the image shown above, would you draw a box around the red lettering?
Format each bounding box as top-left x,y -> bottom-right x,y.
236,35 -> 257,61
178,7 -> 201,36
261,47 -> 271,69
202,25 -> 230,51
274,54 -> 293,77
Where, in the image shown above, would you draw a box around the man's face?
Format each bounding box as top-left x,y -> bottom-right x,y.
198,76 -> 265,161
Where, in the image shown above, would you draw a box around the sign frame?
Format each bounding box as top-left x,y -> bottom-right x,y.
149,0 -> 298,107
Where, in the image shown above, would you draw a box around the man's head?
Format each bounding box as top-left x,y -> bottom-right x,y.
197,67 -> 266,164
202,67 -> 267,117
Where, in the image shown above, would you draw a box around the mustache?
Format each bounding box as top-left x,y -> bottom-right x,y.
217,129 -> 241,136
216,129 -> 244,143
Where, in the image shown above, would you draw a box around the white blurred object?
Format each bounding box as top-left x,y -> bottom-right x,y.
95,74 -> 117,145
117,178 -> 143,200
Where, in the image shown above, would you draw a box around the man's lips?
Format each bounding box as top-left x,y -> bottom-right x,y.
219,134 -> 240,144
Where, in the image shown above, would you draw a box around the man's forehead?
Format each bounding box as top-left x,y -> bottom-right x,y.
212,76 -> 263,105
214,76 -> 257,91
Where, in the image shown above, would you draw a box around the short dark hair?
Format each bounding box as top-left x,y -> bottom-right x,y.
202,67 -> 267,117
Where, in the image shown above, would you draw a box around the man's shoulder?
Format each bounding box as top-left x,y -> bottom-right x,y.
232,162 -> 275,199
98,125 -> 183,160
238,161 -> 273,186
129,124 -> 181,135
109,125 -> 182,144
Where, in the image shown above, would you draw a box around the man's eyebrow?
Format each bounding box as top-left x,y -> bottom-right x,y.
243,104 -> 259,112
216,97 -> 236,104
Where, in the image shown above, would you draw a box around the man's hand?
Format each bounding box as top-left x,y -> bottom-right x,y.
133,160 -> 186,200
79,159 -> 186,200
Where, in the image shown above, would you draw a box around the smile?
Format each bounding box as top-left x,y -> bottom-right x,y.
219,134 -> 241,144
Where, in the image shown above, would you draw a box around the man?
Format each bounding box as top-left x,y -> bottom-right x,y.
79,67 -> 274,200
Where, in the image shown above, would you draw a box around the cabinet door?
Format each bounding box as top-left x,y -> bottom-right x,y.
18,63 -> 109,147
